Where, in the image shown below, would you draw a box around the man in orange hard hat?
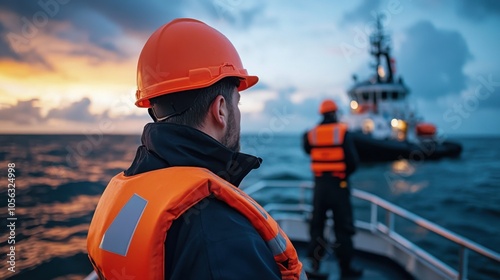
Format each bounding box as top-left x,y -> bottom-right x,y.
303,99 -> 362,279
87,18 -> 305,279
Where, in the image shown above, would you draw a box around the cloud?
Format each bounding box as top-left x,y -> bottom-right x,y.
0,0 -> 268,67
0,22 -> 22,60
259,87 -> 323,131
57,1 -> 185,57
195,0 -> 267,29
0,0 -> 184,63
0,17 -> 52,68
0,99 -> 43,124
117,112 -> 150,122
58,8 -> 124,56
466,74 -> 500,109
0,97 -> 150,127
456,0 -> 500,21
397,21 -> 472,99
46,97 -> 107,122
341,0 -> 382,25
0,0 -> 182,32
76,0 -> 183,32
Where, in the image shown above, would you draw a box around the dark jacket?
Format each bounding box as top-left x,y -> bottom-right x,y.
302,117 -> 359,179
125,122 -> 281,279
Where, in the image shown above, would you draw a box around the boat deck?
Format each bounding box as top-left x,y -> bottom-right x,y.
293,241 -> 413,280
246,180 -> 500,280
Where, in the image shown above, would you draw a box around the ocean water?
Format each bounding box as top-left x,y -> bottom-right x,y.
0,134 -> 499,279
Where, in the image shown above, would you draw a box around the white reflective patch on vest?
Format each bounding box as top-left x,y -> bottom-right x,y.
333,126 -> 339,145
267,231 -> 287,256
100,194 -> 148,256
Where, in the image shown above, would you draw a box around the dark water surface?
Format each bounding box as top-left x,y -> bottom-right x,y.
0,134 -> 498,279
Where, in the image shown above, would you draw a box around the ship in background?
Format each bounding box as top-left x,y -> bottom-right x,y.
342,18 -> 462,162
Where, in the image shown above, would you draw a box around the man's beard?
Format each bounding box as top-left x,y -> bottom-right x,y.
221,107 -> 240,152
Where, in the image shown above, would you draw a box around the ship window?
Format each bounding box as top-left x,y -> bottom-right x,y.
362,92 -> 369,101
392,91 -> 399,100
381,91 -> 388,100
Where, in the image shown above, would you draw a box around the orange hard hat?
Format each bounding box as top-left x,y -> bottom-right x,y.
319,99 -> 338,114
135,18 -> 259,108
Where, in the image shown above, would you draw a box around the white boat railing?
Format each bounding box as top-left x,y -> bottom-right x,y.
243,180 -> 500,280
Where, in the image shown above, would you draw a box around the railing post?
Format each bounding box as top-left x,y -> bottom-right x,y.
370,202 -> 377,232
459,246 -> 469,280
386,211 -> 394,234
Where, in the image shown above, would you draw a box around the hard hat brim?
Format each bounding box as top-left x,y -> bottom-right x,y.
239,75 -> 259,92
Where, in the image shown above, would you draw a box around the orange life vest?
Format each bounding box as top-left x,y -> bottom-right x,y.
307,123 -> 348,179
87,167 -> 306,280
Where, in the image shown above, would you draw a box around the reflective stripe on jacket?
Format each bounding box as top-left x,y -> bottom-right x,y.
307,123 -> 348,179
87,167 -> 306,280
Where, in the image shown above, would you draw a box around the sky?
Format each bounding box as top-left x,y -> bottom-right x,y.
0,0 -> 499,135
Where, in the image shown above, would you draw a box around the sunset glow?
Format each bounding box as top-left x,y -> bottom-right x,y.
1,1 -> 499,134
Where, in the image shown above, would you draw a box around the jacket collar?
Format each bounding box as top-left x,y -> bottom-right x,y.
125,122 -> 261,186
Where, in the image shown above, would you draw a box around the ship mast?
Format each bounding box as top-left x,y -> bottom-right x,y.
370,17 -> 394,83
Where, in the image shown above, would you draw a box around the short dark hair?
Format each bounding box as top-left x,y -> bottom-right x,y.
322,111 -> 338,123
149,77 -> 240,128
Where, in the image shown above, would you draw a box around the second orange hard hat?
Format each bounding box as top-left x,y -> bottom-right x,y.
135,18 -> 259,108
319,99 -> 338,114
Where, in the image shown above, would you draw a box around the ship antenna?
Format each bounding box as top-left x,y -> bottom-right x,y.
370,15 -> 394,83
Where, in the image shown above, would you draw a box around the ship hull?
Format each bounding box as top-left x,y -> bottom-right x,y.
351,132 -> 462,162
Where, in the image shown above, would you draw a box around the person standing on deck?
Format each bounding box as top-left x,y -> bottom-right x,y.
303,99 -> 362,279
87,18 -> 306,280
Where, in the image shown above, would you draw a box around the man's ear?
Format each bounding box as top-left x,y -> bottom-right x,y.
209,95 -> 228,129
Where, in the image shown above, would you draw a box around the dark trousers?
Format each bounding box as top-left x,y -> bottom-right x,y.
307,175 -> 356,271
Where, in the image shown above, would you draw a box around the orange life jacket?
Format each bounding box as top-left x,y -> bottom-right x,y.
307,123 -> 348,179
87,167 -> 306,280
